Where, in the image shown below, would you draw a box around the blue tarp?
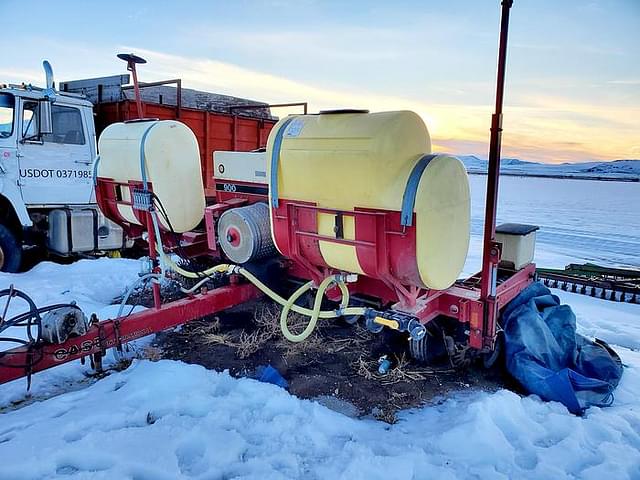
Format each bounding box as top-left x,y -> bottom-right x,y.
501,282 -> 623,414
254,364 -> 289,389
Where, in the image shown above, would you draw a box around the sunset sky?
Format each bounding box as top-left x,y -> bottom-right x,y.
1,0 -> 638,163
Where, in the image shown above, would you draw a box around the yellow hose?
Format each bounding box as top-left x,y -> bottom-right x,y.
159,251 -> 230,278
159,252 -> 366,342
278,275 -> 350,343
239,268 -> 365,318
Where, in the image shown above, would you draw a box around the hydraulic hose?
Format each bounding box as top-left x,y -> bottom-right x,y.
150,209 -> 228,280
246,269 -> 365,342
116,273 -> 163,319
148,204 -> 366,341
158,249 -> 231,279
237,267 -> 366,318
278,275 -> 349,343
158,249 -> 366,342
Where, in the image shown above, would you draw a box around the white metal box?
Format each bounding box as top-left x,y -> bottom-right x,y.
214,150 -> 267,184
48,209 -> 124,254
495,223 -> 539,270
98,215 -> 126,251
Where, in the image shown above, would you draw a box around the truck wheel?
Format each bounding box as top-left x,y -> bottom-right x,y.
0,224 -> 22,273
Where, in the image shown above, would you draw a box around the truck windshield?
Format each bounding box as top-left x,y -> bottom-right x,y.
0,93 -> 15,138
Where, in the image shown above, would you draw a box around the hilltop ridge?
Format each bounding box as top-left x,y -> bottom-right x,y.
458,155 -> 640,181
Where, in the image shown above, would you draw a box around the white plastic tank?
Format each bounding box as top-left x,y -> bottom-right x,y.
97,120 -> 205,233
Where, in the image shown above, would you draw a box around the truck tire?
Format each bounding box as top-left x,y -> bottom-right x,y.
0,224 -> 22,273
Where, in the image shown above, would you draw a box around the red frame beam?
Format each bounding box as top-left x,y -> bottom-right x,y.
409,263 -> 535,349
0,283 -> 261,385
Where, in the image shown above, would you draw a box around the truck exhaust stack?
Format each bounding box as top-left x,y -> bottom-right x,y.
42,60 -> 55,91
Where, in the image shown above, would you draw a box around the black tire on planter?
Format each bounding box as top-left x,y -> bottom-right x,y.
409,328 -> 449,364
482,331 -> 505,369
0,224 -> 22,273
409,336 -> 430,362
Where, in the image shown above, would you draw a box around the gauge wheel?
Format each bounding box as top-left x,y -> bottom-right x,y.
409,335 -> 430,363
0,224 -> 22,273
409,322 -> 448,364
482,331 -> 505,369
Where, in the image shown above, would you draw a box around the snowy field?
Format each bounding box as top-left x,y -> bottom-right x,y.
465,175 -> 640,274
0,176 -> 639,479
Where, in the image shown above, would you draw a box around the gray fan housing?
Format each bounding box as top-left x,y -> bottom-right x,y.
217,202 -> 277,264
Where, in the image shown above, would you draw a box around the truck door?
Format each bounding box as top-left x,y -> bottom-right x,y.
17,99 -> 94,205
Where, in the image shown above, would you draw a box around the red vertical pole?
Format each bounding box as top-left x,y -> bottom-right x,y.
480,0 -> 513,347
117,54 -> 147,119
129,61 -> 144,119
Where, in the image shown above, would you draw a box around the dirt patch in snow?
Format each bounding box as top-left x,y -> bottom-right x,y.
155,299 -> 511,422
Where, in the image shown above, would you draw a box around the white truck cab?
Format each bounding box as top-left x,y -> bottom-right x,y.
0,63 -> 125,271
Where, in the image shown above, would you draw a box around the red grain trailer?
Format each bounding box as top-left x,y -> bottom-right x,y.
60,75 -> 305,198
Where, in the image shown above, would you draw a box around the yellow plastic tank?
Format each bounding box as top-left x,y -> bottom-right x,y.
97,120 -> 205,233
266,110 -> 470,290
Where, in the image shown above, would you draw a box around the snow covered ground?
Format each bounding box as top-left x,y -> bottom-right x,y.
1,175 -> 639,479
0,279 -> 638,479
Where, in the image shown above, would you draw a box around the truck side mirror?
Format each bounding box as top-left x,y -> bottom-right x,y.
39,99 -> 53,135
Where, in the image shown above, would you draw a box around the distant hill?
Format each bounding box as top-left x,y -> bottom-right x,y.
458,155 -> 640,182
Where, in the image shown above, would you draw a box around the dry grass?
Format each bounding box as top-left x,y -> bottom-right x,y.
324,337 -> 360,354
141,346 -> 164,362
200,317 -> 239,349
262,307 -> 327,360
177,304 -> 331,360
208,317 -> 221,333
253,305 -> 281,336
353,353 -> 441,385
192,306 -> 284,359
279,334 -> 324,360
199,325 -> 274,360
190,301 -> 375,362
383,354 -> 429,384
352,324 -> 374,341
268,303 -> 377,361
235,304 -> 282,359
237,329 -> 275,359
201,332 -> 236,347
354,355 -> 376,380
325,324 -> 370,354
